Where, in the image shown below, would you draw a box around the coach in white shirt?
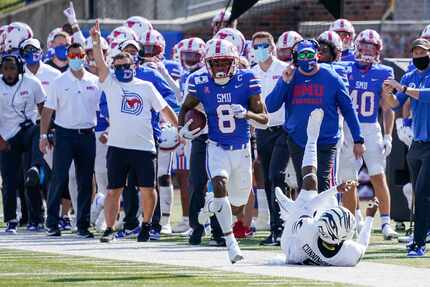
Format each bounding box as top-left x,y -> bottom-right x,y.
89,20 -> 178,243
0,55 -> 46,234
40,42 -> 102,238
251,31 -> 290,246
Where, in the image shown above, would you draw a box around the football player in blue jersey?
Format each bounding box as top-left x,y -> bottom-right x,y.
338,29 -> 399,240
329,19 -> 356,62
178,39 -> 268,263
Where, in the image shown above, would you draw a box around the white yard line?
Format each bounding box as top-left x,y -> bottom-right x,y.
0,232 -> 428,287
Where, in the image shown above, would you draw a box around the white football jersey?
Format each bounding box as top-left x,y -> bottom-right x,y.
282,216 -> 373,267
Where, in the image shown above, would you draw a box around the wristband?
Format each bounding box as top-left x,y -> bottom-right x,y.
40,134 -> 48,140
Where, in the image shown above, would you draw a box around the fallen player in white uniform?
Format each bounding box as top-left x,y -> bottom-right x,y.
275,108 -> 378,266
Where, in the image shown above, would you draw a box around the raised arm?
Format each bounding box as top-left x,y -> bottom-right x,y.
90,19 -> 109,82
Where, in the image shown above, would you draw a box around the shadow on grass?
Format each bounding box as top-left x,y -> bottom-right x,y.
49,273 -> 193,283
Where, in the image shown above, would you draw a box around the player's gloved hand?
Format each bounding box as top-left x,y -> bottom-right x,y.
366,198 -> 380,218
231,104 -> 247,119
63,2 -> 77,25
178,119 -> 201,140
383,134 -> 392,156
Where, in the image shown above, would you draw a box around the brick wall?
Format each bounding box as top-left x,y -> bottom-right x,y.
183,0 -> 390,41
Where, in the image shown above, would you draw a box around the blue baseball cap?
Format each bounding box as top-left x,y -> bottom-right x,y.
295,40 -> 318,54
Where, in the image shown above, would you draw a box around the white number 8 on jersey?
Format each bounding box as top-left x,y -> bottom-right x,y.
217,104 -> 236,133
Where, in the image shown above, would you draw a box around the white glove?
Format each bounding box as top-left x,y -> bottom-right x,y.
63,2 -> 77,25
231,104 -> 247,119
178,119 -> 201,140
395,118 -> 413,147
383,134 -> 392,157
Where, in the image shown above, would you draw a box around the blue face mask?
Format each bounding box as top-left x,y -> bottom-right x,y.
297,59 -> 317,73
54,45 -> 68,61
23,51 -> 42,65
69,58 -> 84,71
254,47 -> 270,63
114,67 -> 134,82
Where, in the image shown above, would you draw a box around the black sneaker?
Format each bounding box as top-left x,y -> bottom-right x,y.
260,231 -> 281,246
47,227 -> 61,236
100,228 -> 115,243
77,229 -> 94,239
208,236 -> 226,247
137,223 -> 151,242
189,225 -> 204,245
5,220 -> 18,234
24,166 -> 40,187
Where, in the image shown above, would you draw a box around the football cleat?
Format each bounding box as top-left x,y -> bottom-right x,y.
382,225 -> 399,240
172,219 -> 191,234
160,224 -> 172,235
226,237 -> 244,264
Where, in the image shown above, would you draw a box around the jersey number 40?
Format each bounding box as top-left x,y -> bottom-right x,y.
350,90 -> 375,118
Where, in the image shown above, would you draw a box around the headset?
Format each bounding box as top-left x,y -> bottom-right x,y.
291,39 -> 320,65
0,54 -> 25,74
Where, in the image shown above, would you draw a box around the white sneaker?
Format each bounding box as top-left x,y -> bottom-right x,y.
198,192 -> 214,225
91,193 -> 105,225
161,224 -> 172,235
172,219 -> 190,233
179,228 -> 193,237
382,225 -> 399,240
226,237 -> 244,264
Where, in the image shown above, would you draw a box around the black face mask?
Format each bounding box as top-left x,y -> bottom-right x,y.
413,55 -> 430,70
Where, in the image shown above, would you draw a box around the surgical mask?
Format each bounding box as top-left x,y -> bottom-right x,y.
413,55 -> 430,71
114,67 -> 134,82
54,45 -> 68,61
69,58 -> 84,71
23,51 -> 42,65
254,47 -> 270,63
297,59 -> 317,73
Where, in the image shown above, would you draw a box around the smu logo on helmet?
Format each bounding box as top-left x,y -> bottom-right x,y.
121,90 -> 143,115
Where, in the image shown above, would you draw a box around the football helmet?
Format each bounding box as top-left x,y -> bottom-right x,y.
84,36 -> 109,51
178,37 -> 205,71
4,22 -> 33,52
329,19 -> 355,50
124,16 -> 153,39
354,29 -> 383,64
171,42 -> 181,62
159,124 -> 180,151
276,31 -> 303,62
139,29 -> 165,58
214,27 -> 245,55
107,26 -> 137,46
204,38 -> 239,85
212,10 -> 234,35
421,24 -> 430,40
317,31 -> 343,62
317,206 -> 355,245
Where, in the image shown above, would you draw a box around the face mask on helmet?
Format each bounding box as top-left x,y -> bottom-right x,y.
337,31 -> 353,50
180,51 -> 203,71
277,48 -> 293,62
355,42 -> 379,64
206,57 -> 236,85
140,44 -> 162,58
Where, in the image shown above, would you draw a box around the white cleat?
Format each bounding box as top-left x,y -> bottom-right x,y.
307,108 -> 324,141
172,219 -> 190,233
382,225 -> 399,240
226,238 -> 244,264
161,224 -> 172,235
198,192 -> 214,225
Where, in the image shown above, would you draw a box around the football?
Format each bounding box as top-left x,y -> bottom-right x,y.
185,109 -> 207,131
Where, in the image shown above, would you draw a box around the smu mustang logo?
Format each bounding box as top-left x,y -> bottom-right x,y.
121,89 -> 143,115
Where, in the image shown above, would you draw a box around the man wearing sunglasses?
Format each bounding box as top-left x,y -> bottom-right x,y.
266,39 -> 364,196
40,42 -> 102,238
250,31 -> 290,246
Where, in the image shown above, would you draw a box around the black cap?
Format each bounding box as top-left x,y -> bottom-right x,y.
411,38 -> 430,51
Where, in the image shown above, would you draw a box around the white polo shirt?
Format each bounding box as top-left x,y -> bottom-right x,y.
251,57 -> 287,127
25,62 -> 61,95
99,73 -> 167,152
0,74 -> 46,140
45,69 -> 101,129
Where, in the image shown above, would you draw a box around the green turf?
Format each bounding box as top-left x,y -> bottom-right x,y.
0,249 -> 353,287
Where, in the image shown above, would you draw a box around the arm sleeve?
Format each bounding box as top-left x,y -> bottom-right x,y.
357,216 -> 374,248
265,78 -> 289,113
151,70 -> 180,112
44,80 -> 58,110
148,82 -> 168,113
32,78 -> 47,104
336,76 -> 362,142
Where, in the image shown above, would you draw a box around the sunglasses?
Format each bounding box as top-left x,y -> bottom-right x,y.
297,51 -> 316,60
113,64 -> 131,70
253,43 -> 270,50
23,46 -> 40,53
68,53 -> 85,59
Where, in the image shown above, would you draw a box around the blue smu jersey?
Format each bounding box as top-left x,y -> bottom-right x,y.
179,70 -> 191,99
163,59 -> 183,80
188,69 -> 262,145
407,60 -> 415,73
346,62 -> 394,123
341,49 -> 355,62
